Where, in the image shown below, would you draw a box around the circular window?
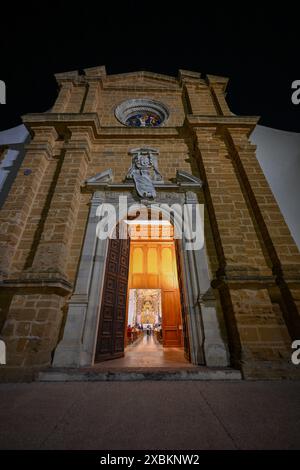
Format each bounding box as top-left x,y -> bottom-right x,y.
115,99 -> 169,127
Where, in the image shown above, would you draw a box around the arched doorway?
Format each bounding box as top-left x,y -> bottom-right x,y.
52,190 -> 229,370
94,220 -> 190,364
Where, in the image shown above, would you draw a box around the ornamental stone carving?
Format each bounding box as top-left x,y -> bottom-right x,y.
126,147 -> 163,199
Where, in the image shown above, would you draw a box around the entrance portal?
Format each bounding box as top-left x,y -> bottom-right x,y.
53,191 -> 230,369
94,221 -> 188,364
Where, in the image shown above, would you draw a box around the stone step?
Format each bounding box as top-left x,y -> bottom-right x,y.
37,366 -> 242,382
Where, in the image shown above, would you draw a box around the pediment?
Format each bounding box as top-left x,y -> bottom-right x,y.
103,71 -> 179,90
176,170 -> 203,186
85,169 -> 113,184
82,168 -> 203,192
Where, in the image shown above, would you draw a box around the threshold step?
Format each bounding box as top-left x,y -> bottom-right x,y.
37,366 -> 242,382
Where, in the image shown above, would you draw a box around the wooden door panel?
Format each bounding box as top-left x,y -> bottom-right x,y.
95,236 -> 130,362
163,290 -> 181,347
164,327 -> 178,343
163,291 -> 176,325
147,274 -> 159,288
132,274 -> 145,288
162,274 -> 175,289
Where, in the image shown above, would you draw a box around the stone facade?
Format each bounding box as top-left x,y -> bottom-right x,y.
0,66 -> 299,381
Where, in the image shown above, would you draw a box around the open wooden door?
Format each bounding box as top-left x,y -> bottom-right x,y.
160,244 -> 182,347
162,289 -> 182,347
94,236 -> 130,362
175,240 -> 191,361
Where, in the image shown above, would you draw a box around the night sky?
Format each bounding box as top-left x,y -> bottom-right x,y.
1,2 -> 299,132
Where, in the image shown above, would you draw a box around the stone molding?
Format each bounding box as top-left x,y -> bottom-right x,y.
187,114 -> 260,134
82,169 -> 203,193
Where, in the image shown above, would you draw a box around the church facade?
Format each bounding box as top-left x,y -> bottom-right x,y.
0,66 -> 299,381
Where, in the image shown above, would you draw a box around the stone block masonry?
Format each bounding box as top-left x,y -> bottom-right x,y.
0,66 -> 299,380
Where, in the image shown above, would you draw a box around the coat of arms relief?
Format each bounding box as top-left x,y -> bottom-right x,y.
126,147 -> 164,199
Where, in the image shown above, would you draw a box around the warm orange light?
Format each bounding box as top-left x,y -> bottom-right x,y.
132,247 -> 143,273
161,247 -> 173,273
147,247 -> 158,273
127,228 -> 183,348
128,222 -> 174,240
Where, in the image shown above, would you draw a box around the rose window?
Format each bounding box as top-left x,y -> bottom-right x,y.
115,99 -> 169,127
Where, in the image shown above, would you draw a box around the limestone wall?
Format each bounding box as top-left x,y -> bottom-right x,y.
0,66 -> 299,380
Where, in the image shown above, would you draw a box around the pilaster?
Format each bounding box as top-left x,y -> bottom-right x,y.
27,127 -> 92,280
51,82 -> 73,113
0,127 -> 58,279
192,123 -> 293,375
224,128 -> 300,338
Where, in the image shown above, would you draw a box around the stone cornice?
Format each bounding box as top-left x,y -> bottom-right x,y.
97,127 -> 180,137
81,181 -> 203,193
22,113 -> 101,139
22,113 -> 261,140
100,84 -> 181,92
211,276 -> 276,290
206,75 -> 229,91
0,278 -> 73,295
186,115 -> 260,133
23,142 -> 56,160
103,70 -> 178,85
83,169 -> 203,193
54,70 -> 80,82
63,140 -> 92,162
212,270 -> 300,288
22,113 -> 182,139
83,65 -> 106,78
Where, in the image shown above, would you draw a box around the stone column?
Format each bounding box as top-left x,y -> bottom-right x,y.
193,125 -> 293,376
1,292 -> 65,371
51,82 -> 73,113
179,70 -> 217,116
83,82 -> 100,112
226,129 -> 300,275
52,191 -> 108,367
53,192 -> 102,366
194,127 -> 271,279
28,127 -> 91,280
225,128 -> 300,338
181,191 -> 229,366
206,75 -> 232,116
0,127 -> 58,279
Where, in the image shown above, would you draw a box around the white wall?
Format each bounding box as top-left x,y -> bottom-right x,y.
0,124 -> 30,208
251,125 -> 300,249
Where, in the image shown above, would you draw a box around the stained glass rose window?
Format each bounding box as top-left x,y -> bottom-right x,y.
115,99 -> 169,127
126,112 -> 162,127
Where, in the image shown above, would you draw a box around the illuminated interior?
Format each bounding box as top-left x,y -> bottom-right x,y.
127,289 -> 162,328
126,222 -> 183,348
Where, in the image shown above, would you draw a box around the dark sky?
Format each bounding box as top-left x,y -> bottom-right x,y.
1,2 -> 299,131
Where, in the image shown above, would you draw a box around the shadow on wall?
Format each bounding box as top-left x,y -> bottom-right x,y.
0,124 -> 30,209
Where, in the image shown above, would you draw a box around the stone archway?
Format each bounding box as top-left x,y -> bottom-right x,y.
52,189 -> 230,368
